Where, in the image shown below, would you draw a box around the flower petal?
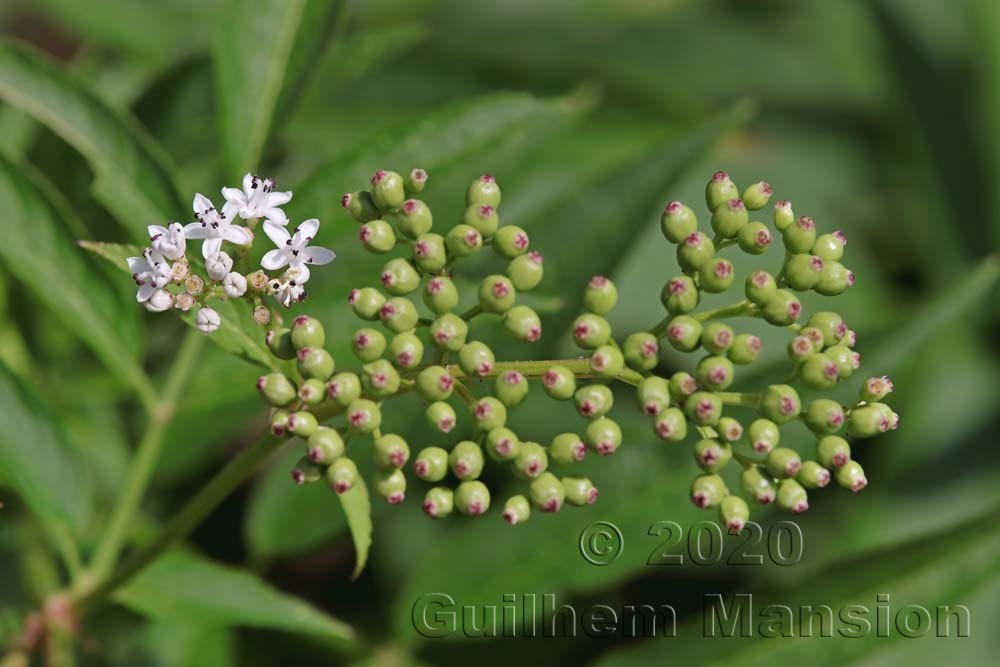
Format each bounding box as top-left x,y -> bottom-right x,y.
202,237 -> 223,258
136,283 -> 155,302
265,190 -> 292,208
147,224 -> 168,239
126,256 -> 148,274
303,246 -> 335,265
183,222 -> 209,239
294,218 -> 320,241
242,172 -> 254,193
193,193 -> 213,215
261,249 -> 289,270
262,207 -> 289,225
224,225 -> 253,246
221,186 -> 244,204
263,220 -> 290,246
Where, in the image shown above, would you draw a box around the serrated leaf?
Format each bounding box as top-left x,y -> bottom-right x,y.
117,551 -> 357,646
0,41 -> 183,242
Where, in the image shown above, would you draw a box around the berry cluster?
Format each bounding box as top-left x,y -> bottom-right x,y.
255,169 -> 899,533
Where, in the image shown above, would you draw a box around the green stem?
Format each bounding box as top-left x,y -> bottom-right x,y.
692,300 -> 756,322
460,305 -> 482,321
447,357 -> 645,386
715,391 -> 761,408
453,380 -> 476,409
89,330 -> 205,578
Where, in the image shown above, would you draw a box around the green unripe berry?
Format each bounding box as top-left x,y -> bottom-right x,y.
661,275 -> 699,313
450,441 -> 485,480
374,468 -> 406,504
740,466 -> 776,505
835,460 -> 868,492
575,384 -> 613,419
747,418 -> 780,455
406,168 -> 427,194
352,328 -> 386,362
374,433 -> 410,469
776,478 -> 809,514
685,391 -> 722,426
307,427 -> 345,465
742,181 -> 773,211
801,353 -> 840,389
503,305 -> 542,342
812,230 -> 846,261
423,487 -> 453,518
388,198 -> 433,238
814,261 -> 855,296
805,312 -> 845,347
346,399 -> 381,434
506,252 -> 544,291
800,326 -> 826,349
623,332 -> 659,371
766,447 -> 802,478
291,456 -> 324,485
454,480 -> 491,516
326,372 -> 361,407
563,477 -> 599,506
737,221 -> 773,254
513,441 -> 548,478
388,332 -> 423,369
429,314 -> 468,351
362,359 -> 400,398
287,411 -> 318,438
265,328 -> 296,360
719,495 -> 751,534
699,257 -> 735,293
571,313 -> 612,349
761,289 -> 802,325
296,347 -> 335,381
589,345 -> 624,379
694,438 -> 732,473
817,435 -> 851,469
379,297 -> 419,332
341,190 -> 379,222
745,270 -> 778,306
466,174 -> 501,207
458,341 -> 495,377
445,224 -> 483,257
423,277 -> 460,315
349,287 -> 386,321
702,323 -> 734,354
542,365 -> 576,400
787,335 -> 816,361
669,371 -> 698,401
529,472 -> 565,513
503,494 -> 531,525
660,201 -> 698,243
804,399 -> 845,435
782,215 -> 817,254
486,427 -> 521,461
358,219 -> 396,253
705,171 -> 738,211
478,274 -> 516,313
380,258 -> 420,296
412,233 -> 447,272
711,198 -> 749,238
848,402 -> 897,438
473,396 -> 507,431
696,355 -> 735,391
269,409 -> 289,438
297,378 -> 327,406
690,473 -> 727,508
413,446 -> 448,482
860,376 -> 894,403
728,333 -> 762,365
256,372 -> 296,407
637,376 -> 671,416
653,407 -> 688,442
426,401 -> 457,433
796,460 -> 831,489
463,203 -> 499,236
326,456 -> 359,494
586,417 -> 622,456
716,416 -> 744,442
493,225 -> 530,259
773,199 -> 794,231
583,275 -> 618,314
665,315 -> 702,352
760,384 -> 801,423
825,345 -> 860,378
783,254 -> 825,291
290,316 -> 325,350
677,231 -> 716,273
370,169 -> 405,210
495,369 -> 529,407
549,432 -> 587,465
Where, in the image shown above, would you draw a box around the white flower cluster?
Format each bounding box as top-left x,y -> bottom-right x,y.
126,174 -> 335,333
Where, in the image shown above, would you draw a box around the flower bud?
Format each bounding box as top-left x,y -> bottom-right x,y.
413,446 -> 448,482
745,270 -> 777,306
728,333 -> 762,365
287,411 -> 318,438
426,401 -> 457,433
586,417 -> 622,456
297,378 -> 327,406
653,407 -> 688,442
677,232 -> 716,273
463,203 -> 499,237
374,468 -> 406,504
346,399 -> 381,434
765,447 -> 802,478
450,441 -> 485,480
206,251 -> 233,281
787,335 -> 815,361
699,258 -> 735,293
637,376 -> 671,416
266,327 -> 296,360
467,174 -> 501,207
341,190 -> 380,222
575,384 -> 613,419
252,304 -> 270,326
513,441 -> 549,478
417,366 -> 455,402
701,323 -> 734,354
423,277 -> 459,314
761,290 -> 802,325
503,494 -> 531,524
174,292 -> 196,312
445,224 -> 483,257
186,273 -> 205,295
542,365 -> 576,400
486,427 -> 521,461
291,456 -> 324,485
429,314 -> 469,351
835,460 -> 868,492
493,225 -> 530,259
665,315 -> 702,352
503,305 -> 542,342
326,457 -> 359,494
455,480 -> 491,516
326,372 -> 361,407
358,219 -> 396,253
589,345 -> 624,379
583,275 -> 618,314
804,398 -> 845,435
776,478 -> 809,513
848,402 -> 897,438
370,169 -> 405,210
572,313 -> 612,349
270,409 -> 291,437
694,438 -> 732,473
379,297 -> 419,332
783,254 -> 824,291
860,376 -> 894,403
297,347 -> 335,381
812,231 -> 846,261
362,359 -> 400,398
719,495 -> 750,534
387,198 -> 433,238
736,221 -> 773,255
747,418 -> 780,454
527,472 -> 564,513
381,258 -> 420,296
801,353 -> 840,389
711,198 -> 749,238
291,315 -> 326,350
684,391 -> 722,426
705,171 -> 738,211
223,272 -> 247,298
507,251 -> 544,291
696,355 -> 735,391
814,261 -> 854,296
411,233 -> 447,272
760,384 -> 801,423
825,345 -> 860,378
423,487 -> 454,519
816,435 -> 850,469
773,199 -> 794,231
478,274 -> 516,313
195,307 -> 220,333
170,257 -> 190,281
690,473 -> 727,508
406,168 -> 428,195
549,432 -> 586,465
796,461 -> 831,489
660,201 -> 698,243
473,396 -> 507,431
717,417 -> 743,442
458,341 -> 495,377
495,369 -> 529,407
742,181 -> 773,211
307,427 -> 345,465
670,371 -> 698,401
783,216 -> 817,254
740,466 -> 776,505
661,275 -> 699,313
256,372 -> 296,407
389,332 -> 423,369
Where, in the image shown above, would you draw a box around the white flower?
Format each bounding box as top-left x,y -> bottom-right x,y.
206,251 -> 234,282
260,219 -> 335,282
196,307 -> 221,333
222,173 -> 292,224
268,265 -> 310,308
127,248 -> 171,303
174,292 -> 196,312
223,272 -> 247,298
144,289 -> 173,312
148,222 -> 187,260
183,194 -> 253,258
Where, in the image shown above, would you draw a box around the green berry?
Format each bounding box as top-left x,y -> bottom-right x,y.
256,372 -> 296,407
702,323 -> 734,354
486,427 -> 521,461
740,466 -> 776,505
705,171 -> 738,211
787,335 -> 816,361
761,289 -> 802,325
816,435 -> 851,469
583,275 -> 618,314
694,438 -> 732,473
698,257 -> 735,293
346,399 -> 381,434
814,261 -> 855,296
586,417 -> 622,456
773,199 -> 794,231
429,314 -> 469,351
380,258 -> 420,296
728,333 -> 762,364
291,456 -> 324,485
507,252 -> 544,291
478,274 -> 516,313
669,371 -> 698,401
742,181 -> 773,210
450,441 -> 485,480
664,315 -> 702,352
473,396 -> 507,431
562,477 -> 599,506
297,347 -> 335,381
458,341 -> 495,377
575,384 -> 613,419
801,353 -> 840,389
653,407 -> 687,441
326,372 -> 361,407
782,215 -> 817,254
379,297 -> 419,332
466,174 -> 501,207
677,231 -> 716,273
747,418 -> 780,454
412,233 -> 447,272
805,311 -> 846,347
513,441 -> 548,478
374,433 -> 410,469
405,168 -> 428,195
690,473 -> 727,508
766,447 -> 802,478
804,399 -> 845,435
306,427 -> 345,465
413,446 -> 449,482
783,254 -> 825,291
835,460 -> 868,492
710,198 -> 749,238
341,190 -> 379,222
549,432 -> 587,465
685,391 -> 722,426
695,355 -> 735,391
362,359 -> 400,398
463,203 -> 499,236
297,378 -> 327,406
623,332 -> 659,371
493,225 -> 530,259
503,305 -> 542,342
426,401 -> 457,433
290,316 -> 325,350
812,230 -> 846,261
800,326 -> 826,349
423,487 -> 453,518
745,270 -> 777,306
736,221 -> 773,254
352,328 -> 386,362
529,472 -> 565,512
860,376 -> 894,403
502,495 -> 531,525
776,478 -> 809,513
716,417 -> 744,442
848,402 -> 897,438
374,468 -> 406,504
326,456 -> 359,493
571,313 -> 612,349
660,201 -> 698,243
387,198 -> 433,238
796,461 -> 831,489
370,169 -> 405,210
589,345 -> 624,379
445,224 -> 483,257
495,369 -> 529,407
637,376 -> 671,416
661,275 -> 699,313
542,365 -> 576,400
826,345 -> 860,378
760,384 -> 801,423
358,219 -> 396,253
423,276 -> 460,314
349,287 -> 386,321
719,495 -> 750,534
287,411 -> 318,438
388,332 -> 423,369
265,328 -> 296,360
454,480 -> 491,516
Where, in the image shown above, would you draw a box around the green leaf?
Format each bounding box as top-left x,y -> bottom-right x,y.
214,0 -> 343,176
0,41 -> 183,242
144,619 -> 234,667
117,550 -> 357,646
0,156 -> 153,404
338,474 -> 372,580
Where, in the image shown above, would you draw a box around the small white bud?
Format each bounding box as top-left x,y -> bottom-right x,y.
206,252 -> 233,282
170,259 -> 189,282
253,305 -> 271,326
186,273 -> 205,294
144,289 -> 174,313
174,292 -> 196,312
196,307 -> 221,333
223,272 -> 247,298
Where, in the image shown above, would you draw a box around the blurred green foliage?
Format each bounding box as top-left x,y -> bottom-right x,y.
0,0 -> 998,665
